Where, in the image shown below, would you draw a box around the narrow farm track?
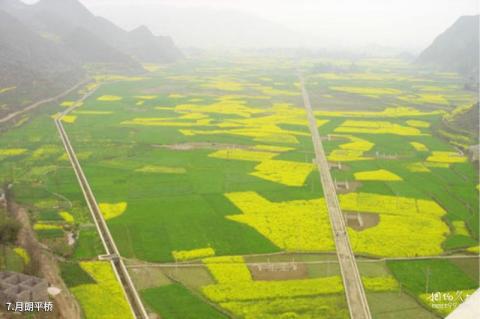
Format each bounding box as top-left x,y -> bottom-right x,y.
0,78 -> 90,124
125,254 -> 479,269
54,87 -> 149,319
299,76 -> 372,319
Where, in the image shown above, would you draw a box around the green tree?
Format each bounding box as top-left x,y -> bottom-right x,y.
0,219 -> 20,244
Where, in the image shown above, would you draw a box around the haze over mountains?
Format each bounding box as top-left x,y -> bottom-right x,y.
417,15 -> 479,80
83,5 -> 307,50
1,0 -> 478,122
0,0 -> 182,117
80,0 -> 479,53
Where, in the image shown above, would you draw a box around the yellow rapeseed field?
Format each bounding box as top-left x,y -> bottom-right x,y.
348,214 -> 448,256
0,86 -> 16,94
452,221 -> 470,236
142,64 -> 162,72
202,276 -> 344,303
0,148 -> 27,156
338,135 -> 374,151
61,115 -> 77,124
175,100 -> 311,145
122,117 -> 209,127
330,86 -> 401,97
59,211 -> 75,224
203,256 -> 252,283
467,246 -> 479,253
327,135 -> 374,162
250,160 -> 315,186
410,142 -> 428,152
71,261 -> 133,319
354,169 -> 402,181
179,113 -> 209,120
424,162 -> 450,168
225,192 -> 334,251
99,202 -> 127,220
219,295 -> 346,318
175,98 -> 262,118
335,120 -> 422,136
32,145 -> 60,159
340,192 -> 448,256
33,223 -> 62,230
256,85 -> 300,97
135,165 -> 186,174
209,149 -> 277,162
60,101 -> 75,107
406,162 -> 431,173
97,95 -> 123,101
135,95 -> 157,100
14,247 -> 30,265
399,94 -> 449,105
339,193 -> 445,217
406,120 -> 430,128
253,145 -> 294,152
328,150 -> 372,162
179,129 -> 299,145
172,247 -> 215,261
426,151 -> 467,164
314,107 -> 442,118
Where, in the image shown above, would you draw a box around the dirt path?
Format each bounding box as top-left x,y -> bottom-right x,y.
8,201 -> 82,319
0,78 -> 90,125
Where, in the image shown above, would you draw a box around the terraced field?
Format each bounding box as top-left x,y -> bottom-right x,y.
0,57 -> 478,318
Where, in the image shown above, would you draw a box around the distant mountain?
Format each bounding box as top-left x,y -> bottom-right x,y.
85,4 -> 306,49
437,102 -> 479,153
452,103 -> 479,139
0,9 -> 84,117
0,0 -> 182,121
35,0 -> 182,63
1,0 -> 182,64
62,27 -> 141,68
126,26 -> 183,63
417,15 -> 479,78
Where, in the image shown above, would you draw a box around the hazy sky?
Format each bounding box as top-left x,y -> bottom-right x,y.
25,0 -> 480,51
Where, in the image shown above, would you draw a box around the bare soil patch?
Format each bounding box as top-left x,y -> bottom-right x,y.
334,181 -> 362,194
321,135 -> 349,142
249,262 -> 308,281
346,212 -> 380,231
328,162 -> 351,171
154,142 -> 252,151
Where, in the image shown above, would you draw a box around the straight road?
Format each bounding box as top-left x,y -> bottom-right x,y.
54,87 -> 149,319
300,76 -> 372,319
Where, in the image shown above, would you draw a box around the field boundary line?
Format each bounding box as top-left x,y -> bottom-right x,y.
54,82 -> 149,319
125,254 -> 479,268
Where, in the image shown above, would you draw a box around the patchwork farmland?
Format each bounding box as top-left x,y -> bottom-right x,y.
0,57 -> 478,318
